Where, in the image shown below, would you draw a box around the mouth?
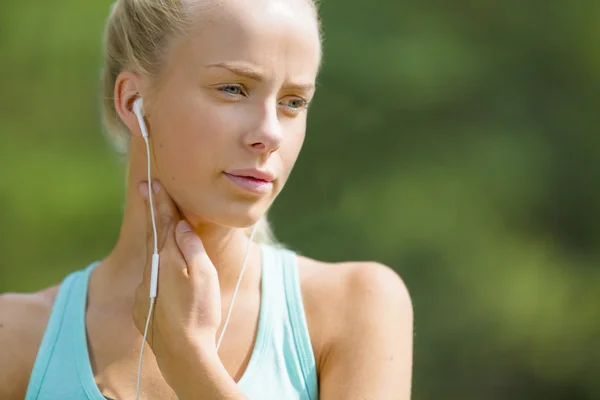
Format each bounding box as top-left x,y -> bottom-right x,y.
225,168 -> 275,182
223,171 -> 274,194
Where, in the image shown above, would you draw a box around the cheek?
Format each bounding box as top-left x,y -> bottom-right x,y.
151,94 -> 233,180
278,124 -> 306,180
152,82 -> 308,189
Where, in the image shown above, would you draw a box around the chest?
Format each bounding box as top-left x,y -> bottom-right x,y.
85,294 -> 260,399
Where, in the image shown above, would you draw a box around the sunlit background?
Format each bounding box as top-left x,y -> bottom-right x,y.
1,1 -> 599,399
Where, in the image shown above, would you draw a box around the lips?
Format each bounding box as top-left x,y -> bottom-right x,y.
223,169 -> 275,194
225,169 -> 275,182
232,175 -> 268,183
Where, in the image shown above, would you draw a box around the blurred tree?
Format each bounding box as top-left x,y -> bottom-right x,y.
1,0 -> 598,398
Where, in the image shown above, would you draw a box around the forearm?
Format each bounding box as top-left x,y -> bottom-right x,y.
165,344 -> 248,400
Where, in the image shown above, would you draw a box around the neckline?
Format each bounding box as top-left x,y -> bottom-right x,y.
72,244 -> 273,399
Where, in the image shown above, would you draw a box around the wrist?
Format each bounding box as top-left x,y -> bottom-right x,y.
165,340 -> 245,400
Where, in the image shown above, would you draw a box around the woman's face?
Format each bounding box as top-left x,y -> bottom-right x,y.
143,0 -> 321,228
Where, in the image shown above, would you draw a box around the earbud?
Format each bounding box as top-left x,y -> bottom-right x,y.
132,97 -> 149,139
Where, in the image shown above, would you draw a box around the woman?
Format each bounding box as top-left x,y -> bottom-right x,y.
0,0 -> 413,398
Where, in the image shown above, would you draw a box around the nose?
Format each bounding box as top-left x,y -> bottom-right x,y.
243,103 -> 283,155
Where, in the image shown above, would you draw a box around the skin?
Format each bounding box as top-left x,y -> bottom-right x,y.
0,0 -> 413,398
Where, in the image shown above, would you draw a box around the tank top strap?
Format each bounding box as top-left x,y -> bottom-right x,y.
25,263 -> 96,400
258,245 -> 319,399
279,247 -> 318,398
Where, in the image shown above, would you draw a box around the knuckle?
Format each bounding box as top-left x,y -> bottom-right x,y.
159,211 -> 174,229
178,233 -> 198,249
145,224 -> 153,243
161,246 -> 178,261
195,261 -> 218,280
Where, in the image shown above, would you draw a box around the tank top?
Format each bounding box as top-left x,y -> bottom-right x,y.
25,245 -> 318,399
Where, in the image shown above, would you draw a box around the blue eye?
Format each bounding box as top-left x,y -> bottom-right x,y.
218,84 -> 244,96
280,97 -> 309,111
287,98 -> 306,109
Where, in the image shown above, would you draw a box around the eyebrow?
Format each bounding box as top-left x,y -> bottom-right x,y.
206,62 -> 316,93
286,82 -> 316,93
206,62 -> 265,82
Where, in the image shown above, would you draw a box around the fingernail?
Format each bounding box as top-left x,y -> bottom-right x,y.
178,220 -> 192,233
152,180 -> 161,193
139,182 -> 149,198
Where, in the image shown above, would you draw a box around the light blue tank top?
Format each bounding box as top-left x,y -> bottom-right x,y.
25,245 -> 318,399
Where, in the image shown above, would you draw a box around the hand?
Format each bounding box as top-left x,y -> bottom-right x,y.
132,180 -> 223,390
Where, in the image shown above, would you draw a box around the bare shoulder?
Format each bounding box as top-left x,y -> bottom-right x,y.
297,255 -> 413,363
297,256 -> 413,397
0,286 -> 60,398
297,256 -> 412,308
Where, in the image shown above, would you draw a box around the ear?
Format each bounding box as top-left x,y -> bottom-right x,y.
114,71 -> 146,138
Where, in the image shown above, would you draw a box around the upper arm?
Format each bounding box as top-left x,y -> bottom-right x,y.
0,290 -> 56,399
318,262 -> 413,400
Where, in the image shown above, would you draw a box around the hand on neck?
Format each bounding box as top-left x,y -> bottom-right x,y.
97,141 -> 260,299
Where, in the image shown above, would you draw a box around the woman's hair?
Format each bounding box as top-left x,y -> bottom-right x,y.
101,0 -> 320,246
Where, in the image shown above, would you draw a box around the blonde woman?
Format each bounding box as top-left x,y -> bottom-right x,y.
0,0 -> 413,398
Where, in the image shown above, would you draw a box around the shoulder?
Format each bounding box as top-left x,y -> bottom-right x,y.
297,255 -> 413,361
297,256 -> 412,311
0,286 -> 60,399
297,256 -> 413,397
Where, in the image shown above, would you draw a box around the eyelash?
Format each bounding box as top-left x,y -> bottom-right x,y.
218,84 -> 246,96
216,84 -> 310,112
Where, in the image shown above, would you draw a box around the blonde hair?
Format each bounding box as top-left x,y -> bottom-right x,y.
100,0 -> 320,245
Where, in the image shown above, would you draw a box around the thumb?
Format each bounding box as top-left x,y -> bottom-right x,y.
175,220 -> 210,277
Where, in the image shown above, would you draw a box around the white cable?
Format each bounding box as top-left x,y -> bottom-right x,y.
216,224 -> 258,351
135,226 -> 257,398
143,134 -> 159,256
136,298 -> 155,400
136,125 -> 160,400
134,99 -> 257,397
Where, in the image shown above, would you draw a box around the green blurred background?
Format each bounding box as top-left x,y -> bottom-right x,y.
1,1 -> 599,399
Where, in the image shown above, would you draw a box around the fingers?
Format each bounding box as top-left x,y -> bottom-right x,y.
139,180 -> 183,286
140,180 -> 181,252
175,220 -> 213,279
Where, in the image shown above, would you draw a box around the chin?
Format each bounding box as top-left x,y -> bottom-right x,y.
185,199 -> 269,230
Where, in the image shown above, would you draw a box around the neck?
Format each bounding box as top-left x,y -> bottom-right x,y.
95,139 -> 260,300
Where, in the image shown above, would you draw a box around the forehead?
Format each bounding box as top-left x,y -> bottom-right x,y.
171,0 -> 322,82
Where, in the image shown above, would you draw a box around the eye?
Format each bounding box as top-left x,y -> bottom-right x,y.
217,84 -> 246,96
279,96 -> 309,112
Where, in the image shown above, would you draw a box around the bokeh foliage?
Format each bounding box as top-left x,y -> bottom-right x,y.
1,0 -> 599,398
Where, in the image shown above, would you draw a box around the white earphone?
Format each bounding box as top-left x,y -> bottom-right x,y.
131,97 -> 257,399
133,98 -> 159,297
